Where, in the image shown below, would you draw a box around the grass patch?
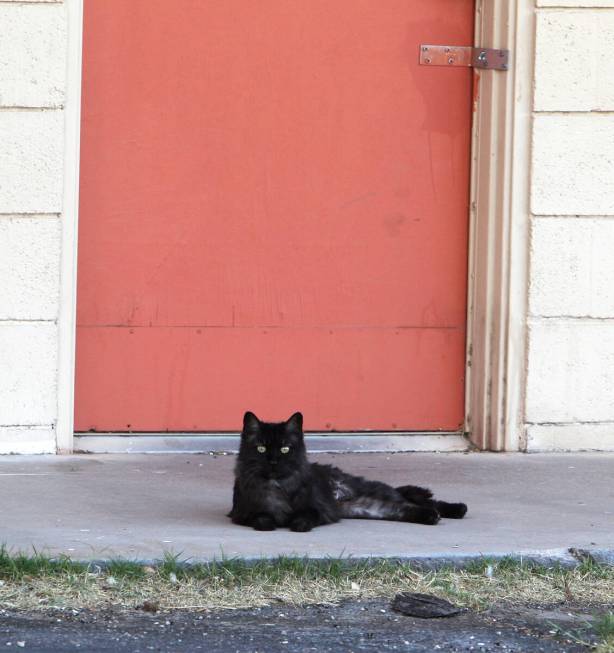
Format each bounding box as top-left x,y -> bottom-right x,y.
0,547 -> 87,581
105,559 -> 148,580
548,612 -> 614,652
0,546 -> 612,617
594,612 -> 614,653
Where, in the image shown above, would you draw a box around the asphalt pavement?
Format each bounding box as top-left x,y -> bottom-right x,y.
0,598 -> 597,653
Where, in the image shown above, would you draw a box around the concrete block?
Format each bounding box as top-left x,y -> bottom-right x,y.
526,319 -> 614,423
0,322 -> 57,426
0,216 -> 60,320
589,549 -> 614,565
527,423 -> 614,452
0,3 -> 66,108
0,110 -> 63,213
530,217 -> 614,317
538,1 -> 614,6
532,114 -> 614,215
0,426 -> 55,455
535,10 -> 614,111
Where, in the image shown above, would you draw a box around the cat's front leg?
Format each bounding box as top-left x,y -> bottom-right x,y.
249,513 -> 277,531
289,509 -> 320,532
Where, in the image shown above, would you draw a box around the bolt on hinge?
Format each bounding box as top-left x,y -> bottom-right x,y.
419,45 -> 509,71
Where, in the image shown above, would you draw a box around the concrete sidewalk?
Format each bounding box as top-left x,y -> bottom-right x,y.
0,452 -> 613,563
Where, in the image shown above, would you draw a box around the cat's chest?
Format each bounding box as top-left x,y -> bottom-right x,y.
264,480 -> 290,504
262,479 -> 293,519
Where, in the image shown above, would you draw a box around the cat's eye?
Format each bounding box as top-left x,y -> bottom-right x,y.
257,445 -> 266,453
280,446 -> 290,454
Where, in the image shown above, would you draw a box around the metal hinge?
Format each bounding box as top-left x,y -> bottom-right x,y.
419,45 -> 509,71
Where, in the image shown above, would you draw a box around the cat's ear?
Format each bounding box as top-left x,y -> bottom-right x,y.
285,412 -> 303,434
243,411 -> 261,434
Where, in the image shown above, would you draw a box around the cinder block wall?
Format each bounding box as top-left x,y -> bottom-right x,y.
527,0 -> 614,450
0,0 -> 66,453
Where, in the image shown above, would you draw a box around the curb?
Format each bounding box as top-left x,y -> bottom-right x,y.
69,547 -> 614,570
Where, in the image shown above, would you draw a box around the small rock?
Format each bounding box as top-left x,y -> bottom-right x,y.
391,593 -> 461,619
140,601 -> 159,613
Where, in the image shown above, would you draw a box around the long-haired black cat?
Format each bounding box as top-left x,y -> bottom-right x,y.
229,412 -> 467,532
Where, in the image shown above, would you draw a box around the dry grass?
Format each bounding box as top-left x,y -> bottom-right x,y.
0,549 -> 612,616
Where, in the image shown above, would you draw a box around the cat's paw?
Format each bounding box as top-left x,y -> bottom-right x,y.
419,507 -> 441,525
251,514 -> 277,531
289,517 -> 315,532
404,506 -> 441,525
438,502 -> 467,519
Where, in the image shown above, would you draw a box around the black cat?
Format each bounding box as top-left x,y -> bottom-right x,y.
228,412 -> 467,532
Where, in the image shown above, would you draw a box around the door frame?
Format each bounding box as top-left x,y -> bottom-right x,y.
465,0 -> 534,451
56,0 -> 534,453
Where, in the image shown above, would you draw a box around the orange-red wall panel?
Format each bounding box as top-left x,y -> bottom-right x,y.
76,0 -> 474,432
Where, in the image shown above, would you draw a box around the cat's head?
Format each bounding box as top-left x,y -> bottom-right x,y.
238,411 -> 307,478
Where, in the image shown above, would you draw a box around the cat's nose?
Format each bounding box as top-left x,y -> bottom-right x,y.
270,460 -> 277,465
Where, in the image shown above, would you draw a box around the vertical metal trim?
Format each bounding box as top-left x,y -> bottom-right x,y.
56,0 -> 84,454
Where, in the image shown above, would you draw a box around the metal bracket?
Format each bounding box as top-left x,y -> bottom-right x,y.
419,45 -> 509,71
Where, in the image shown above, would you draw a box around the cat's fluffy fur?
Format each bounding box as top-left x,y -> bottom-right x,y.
229,412 -> 467,532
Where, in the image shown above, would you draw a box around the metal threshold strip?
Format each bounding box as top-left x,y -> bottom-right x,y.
74,432 -> 469,454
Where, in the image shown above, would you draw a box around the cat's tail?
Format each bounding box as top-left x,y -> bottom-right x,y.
396,484 -> 467,519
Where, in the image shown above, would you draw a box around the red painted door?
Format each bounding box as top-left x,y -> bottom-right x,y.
76,0 -> 473,432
